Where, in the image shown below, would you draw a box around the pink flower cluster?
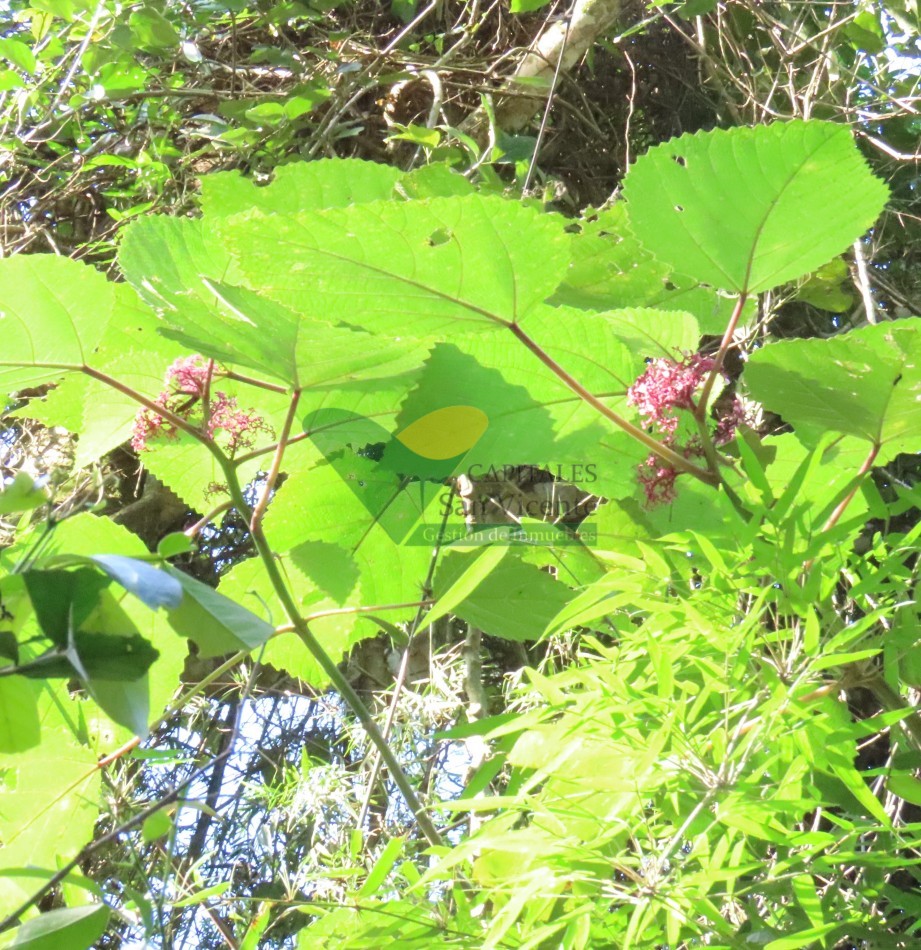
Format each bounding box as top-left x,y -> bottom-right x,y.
627,354 -> 747,507
132,355 -> 271,454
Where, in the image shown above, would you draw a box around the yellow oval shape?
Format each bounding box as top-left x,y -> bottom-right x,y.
395,405 -> 488,461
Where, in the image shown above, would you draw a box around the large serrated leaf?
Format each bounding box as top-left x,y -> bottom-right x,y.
119,216 -> 423,389
744,319 -> 921,464
550,204 -> 745,334
200,158 -> 403,218
622,121 -> 888,294
19,285 -> 186,467
221,195 -> 572,337
0,256 -> 117,391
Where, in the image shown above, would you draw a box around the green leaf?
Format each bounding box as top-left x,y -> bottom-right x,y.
0,473 -> 48,515
383,343 -> 564,479
0,38 -> 38,75
794,258 -> 853,312
0,724 -> 100,912
549,204 -> 739,334
17,285 -> 186,467
510,0 -> 552,11
199,159 -> 402,218
420,545 -> 510,629
358,836 -> 405,898
172,881 -> 231,907
89,556 -> 183,610
18,632 -> 159,682
128,7 -> 180,49
432,550 -> 575,641
87,676 -> 150,736
0,677 -> 40,753
23,569 -> 109,645
677,0 -> 718,14
887,771 -> 921,807
157,532 -> 195,559
0,256 -> 118,391
164,566 -> 274,657
222,195 -> 572,337
744,319 -> 921,464
388,124 -> 441,148
163,279 -> 422,390
8,904 -> 109,949
119,217 -> 423,389
396,164 -> 475,199
622,120 -> 889,294
141,808 -> 172,842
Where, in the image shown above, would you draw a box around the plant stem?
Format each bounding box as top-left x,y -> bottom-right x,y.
821,441 -> 880,534
696,291 -> 748,416
248,389 -> 300,533
68,363 -> 443,846
507,322 -> 718,484
217,461 -> 444,847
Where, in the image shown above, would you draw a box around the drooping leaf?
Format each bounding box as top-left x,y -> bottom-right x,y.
17,632 -> 159,681
157,278 -> 423,391
7,903 -> 109,950
89,556 -> 183,610
622,120 -> 889,294
221,195 -> 572,337
164,566 -> 274,657
744,319 -> 921,464
23,569 -> 109,646
119,216 -> 424,389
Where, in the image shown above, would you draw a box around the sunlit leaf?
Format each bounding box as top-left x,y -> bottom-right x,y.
623,120 -> 888,293
744,319 -> 921,464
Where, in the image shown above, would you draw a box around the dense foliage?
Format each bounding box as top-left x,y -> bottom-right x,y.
1,1 -> 921,948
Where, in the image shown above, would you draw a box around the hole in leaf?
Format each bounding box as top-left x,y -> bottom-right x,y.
672,154 -> 687,166
663,280 -> 676,291
426,227 -> 452,247
675,204 -> 684,212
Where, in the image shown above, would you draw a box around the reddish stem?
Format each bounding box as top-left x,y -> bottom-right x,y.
507,322 -> 718,484
249,390 -> 301,533
695,291 -> 748,419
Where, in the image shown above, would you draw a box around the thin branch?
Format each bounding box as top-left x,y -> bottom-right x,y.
851,239 -> 877,325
